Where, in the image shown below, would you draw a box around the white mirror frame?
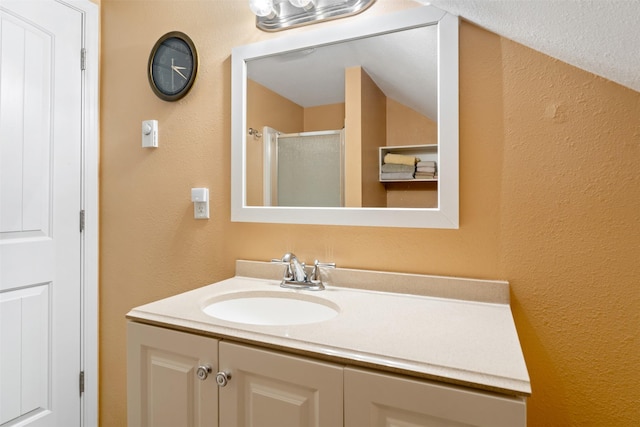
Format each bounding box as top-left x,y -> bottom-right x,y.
231,6 -> 459,228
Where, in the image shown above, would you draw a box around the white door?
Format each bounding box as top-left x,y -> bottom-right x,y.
0,0 -> 84,425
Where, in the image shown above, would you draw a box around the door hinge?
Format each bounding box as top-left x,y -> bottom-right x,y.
79,371 -> 85,395
81,48 -> 86,70
80,210 -> 85,232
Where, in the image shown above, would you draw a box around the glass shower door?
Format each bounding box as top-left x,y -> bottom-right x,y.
275,130 -> 344,207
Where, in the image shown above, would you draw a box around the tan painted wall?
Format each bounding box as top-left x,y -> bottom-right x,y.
304,103 -> 345,131
344,66 -> 388,207
344,66 -> 363,207
359,68 -> 388,208
387,97 -> 437,146
100,1 -> 640,425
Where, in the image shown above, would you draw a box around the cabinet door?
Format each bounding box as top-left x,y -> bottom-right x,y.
127,322 -> 219,427
344,367 -> 526,427
219,341 -> 343,427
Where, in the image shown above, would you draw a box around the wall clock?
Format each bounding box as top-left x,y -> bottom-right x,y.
148,31 -> 198,101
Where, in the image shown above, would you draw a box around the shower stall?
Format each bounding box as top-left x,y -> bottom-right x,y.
263,127 -> 345,207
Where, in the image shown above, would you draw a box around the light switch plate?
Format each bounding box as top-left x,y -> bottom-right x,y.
142,120 -> 158,148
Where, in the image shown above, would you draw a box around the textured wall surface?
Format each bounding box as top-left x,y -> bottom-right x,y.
100,1 -> 640,425
429,0 -> 640,93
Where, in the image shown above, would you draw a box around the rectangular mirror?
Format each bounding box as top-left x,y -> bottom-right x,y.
231,6 -> 459,228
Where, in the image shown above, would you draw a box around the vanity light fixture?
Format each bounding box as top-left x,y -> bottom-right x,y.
249,0 -> 376,32
288,0 -> 314,9
248,0 -> 276,17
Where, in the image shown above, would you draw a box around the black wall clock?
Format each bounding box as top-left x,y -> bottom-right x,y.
148,31 -> 198,101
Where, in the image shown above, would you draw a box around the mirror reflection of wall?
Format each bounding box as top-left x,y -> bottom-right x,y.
245,23 -> 439,209
384,95 -> 438,209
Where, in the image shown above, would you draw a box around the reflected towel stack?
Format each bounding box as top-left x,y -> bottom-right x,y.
414,160 -> 437,180
381,153 -> 418,180
383,153 -> 418,166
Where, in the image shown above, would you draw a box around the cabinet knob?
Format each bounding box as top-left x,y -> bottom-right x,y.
196,365 -> 212,381
215,371 -> 231,387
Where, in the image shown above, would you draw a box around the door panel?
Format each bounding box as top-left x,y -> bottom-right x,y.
0,8 -> 51,238
0,285 -> 49,424
344,367 -> 526,427
219,341 -> 343,427
127,322 -> 219,427
0,0 -> 83,425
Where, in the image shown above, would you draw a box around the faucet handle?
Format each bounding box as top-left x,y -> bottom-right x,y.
314,260 -> 336,268
310,259 -> 335,282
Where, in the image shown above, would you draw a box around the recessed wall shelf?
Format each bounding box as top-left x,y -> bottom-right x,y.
379,144 -> 438,183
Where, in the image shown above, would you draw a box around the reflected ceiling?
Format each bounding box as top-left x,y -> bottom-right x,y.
247,24 -> 438,120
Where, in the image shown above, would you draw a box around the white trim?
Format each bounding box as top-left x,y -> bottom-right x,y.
59,0 -> 100,425
82,2 -> 99,425
231,6 -> 459,229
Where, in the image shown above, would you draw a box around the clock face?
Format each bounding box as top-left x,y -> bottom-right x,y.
148,32 -> 197,101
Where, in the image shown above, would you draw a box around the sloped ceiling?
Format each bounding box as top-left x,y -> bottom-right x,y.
248,23 -> 438,119
426,0 -> 640,93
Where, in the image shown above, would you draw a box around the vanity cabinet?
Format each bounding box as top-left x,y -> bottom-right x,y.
127,322 -> 219,427
344,367 -> 527,427
128,322 -> 526,427
127,323 -> 342,427
218,341 -> 343,426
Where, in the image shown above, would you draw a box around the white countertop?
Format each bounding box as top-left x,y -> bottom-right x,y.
127,261 -> 531,396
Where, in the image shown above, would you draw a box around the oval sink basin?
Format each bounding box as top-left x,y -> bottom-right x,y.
202,291 -> 339,326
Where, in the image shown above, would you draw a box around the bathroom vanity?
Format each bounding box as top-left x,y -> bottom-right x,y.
127,261 -> 530,427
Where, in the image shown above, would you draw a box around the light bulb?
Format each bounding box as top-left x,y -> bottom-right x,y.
288,0 -> 314,8
249,0 -> 275,17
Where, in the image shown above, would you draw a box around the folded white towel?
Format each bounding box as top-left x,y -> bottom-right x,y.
384,153 -> 418,166
382,163 -> 415,173
380,172 -> 414,180
417,166 -> 436,173
415,172 -> 435,178
417,160 -> 436,168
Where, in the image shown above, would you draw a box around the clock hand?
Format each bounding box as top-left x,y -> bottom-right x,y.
171,58 -> 175,90
171,65 -> 188,80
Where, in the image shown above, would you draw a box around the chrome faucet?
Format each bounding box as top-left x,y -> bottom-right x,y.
282,253 -> 307,283
272,253 -> 335,291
